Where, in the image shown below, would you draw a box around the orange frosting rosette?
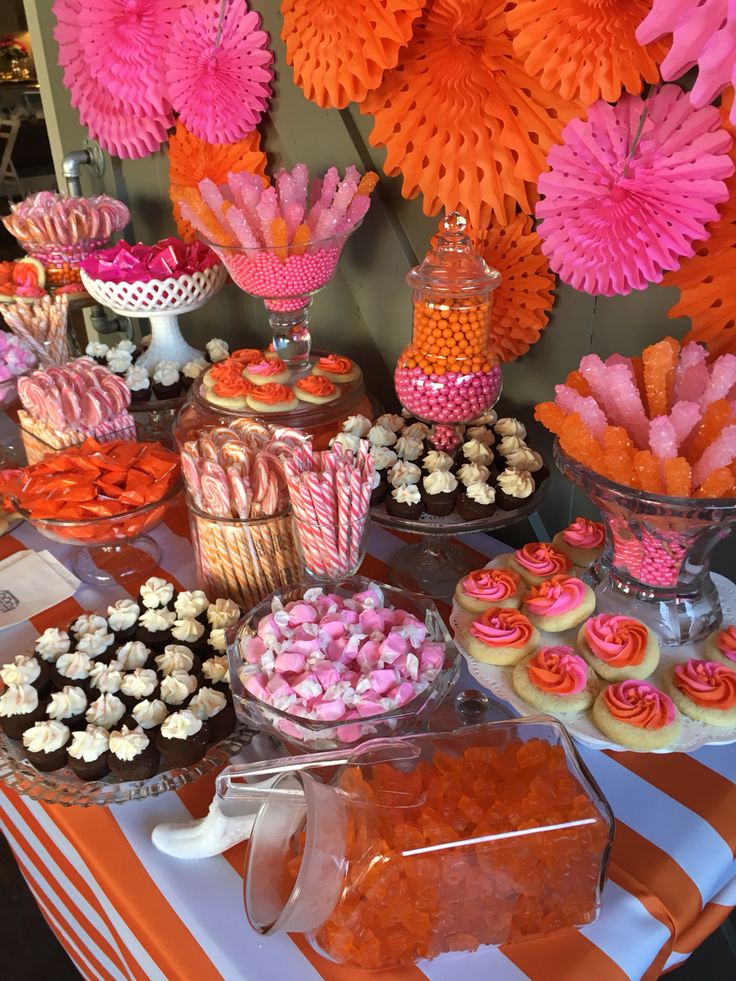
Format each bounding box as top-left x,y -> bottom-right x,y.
584,614 -> 648,667
674,659 -> 736,710
715,626 -> 736,664
248,383 -> 294,405
230,348 -> 263,365
462,568 -> 520,602
317,354 -> 353,376
470,608 -> 534,648
515,542 -> 570,577
524,576 -> 587,617
209,359 -> 243,384
603,680 -> 676,730
213,375 -> 254,398
527,646 -> 587,695
296,375 -> 337,397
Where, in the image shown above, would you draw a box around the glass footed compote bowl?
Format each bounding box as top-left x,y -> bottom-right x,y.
556,443 -> 736,646
206,225 -> 361,371
14,480 -> 182,586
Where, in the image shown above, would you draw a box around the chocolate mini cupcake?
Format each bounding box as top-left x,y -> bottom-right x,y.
85,692 -> 126,730
136,607 -> 177,651
494,417 -> 527,441
375,413 -> 405,434
201,655 -> 230,695
106,599 -> 140,642
108,725 -> 160,780
459,438 -> 494,470
0,654 -> 52,699
139,577 -> 175,610
188,687 -> 236,742
71,613 -> 108,640
206,337 -> 230,364
159,671 -> 198,708
34,627 -> 71,665
421,471 -> 458,517
88,660 -> 124,699
394,435 -> 425,463
369,446 -> 398,482
85,341 -> 109,366
495,467 -> 537,512
456,461 -> 491,488
505,445 -> 549,486
156,709 -> 210,767
422,450 -> 454,475
386,483 -> 424,520
370,472 -> 389,506
106,348 -> 133,378
464,425 -> 495,448
170,617 -> 207,654
46,685 -> 88,732
115,640 -> 152,671
75,629 -> 116,662
402,422 -> 431,443
387,461 -> 422,487
22,720 -> 70,772
0,684 -> 48,740
125,364 -> 152,403
457,481 -> 497,521
174,590 -> 210,626
206,628 -> 228,655
181,359 -> 207,391
152,360 -> 182,400
130,698 -> 168,739
155,645 -> 201,680
67,725 -> 110,781
119,668 -> 159,710
367,424 -> 397,449
54,651 -> 93,693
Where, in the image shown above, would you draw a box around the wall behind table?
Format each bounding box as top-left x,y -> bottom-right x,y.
26,0 -> 733,576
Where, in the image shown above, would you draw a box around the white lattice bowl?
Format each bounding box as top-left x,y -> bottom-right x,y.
80,264 -> 227,318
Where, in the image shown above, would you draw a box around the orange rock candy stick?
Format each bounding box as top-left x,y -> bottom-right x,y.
683,399 -> 733,464
664,457 -> 692,497
642,338 -> 679,418
633,450 -> 664,494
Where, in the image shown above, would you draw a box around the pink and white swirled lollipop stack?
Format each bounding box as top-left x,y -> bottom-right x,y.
238,582 -> 446,741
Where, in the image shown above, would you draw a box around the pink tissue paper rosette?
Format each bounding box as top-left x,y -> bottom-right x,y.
165,0 -> 273,144
637,0 -> 736,124
536,85 -> 734,296
53,0 -> 174,159
81,238 -> 220,284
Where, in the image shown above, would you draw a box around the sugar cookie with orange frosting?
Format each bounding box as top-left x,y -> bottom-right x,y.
663,659 -> 736,727
512,646 -> 598,713
704,625 -> 736,668
453,568 -> 524,614
312,353 -> 361,383
577,613 -> 659,682
243,357 -> 290,386
552,517 -> 605,567
505,542 -> 571,586
246,383 -> 298,413
458,607 -> 540,666
592,680 -> 681,750
522,576 -> 596,632
294,374 -> 340,405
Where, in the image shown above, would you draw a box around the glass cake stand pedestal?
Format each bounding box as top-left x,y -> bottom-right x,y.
370,480 -> 549,599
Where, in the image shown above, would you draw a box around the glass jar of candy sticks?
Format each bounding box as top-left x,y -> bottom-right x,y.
395,213 -> 502,452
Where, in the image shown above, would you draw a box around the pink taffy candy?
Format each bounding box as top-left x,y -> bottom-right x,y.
356,641 -> 381,670
389,682 -> 417,707
313,697 -> 346,721
337,723 -> 364,744
359,609 -> 386,634
313,661 -> 340,689
244,674 -> 269,700
266,676 -> 294,701
288,638 -> 322,657
419,644 -> 445,671
257,614 -> 286,642
353,586 -> 384,608
319,617 -> 347,640
378,633 -> 409,662
355,695 -> 385,718
326,638 -> 349,662
243,636 -> 267,664
286,602 -> 318,625
369,669 -> 397,695
274,650 -> 306,675
291,672 -> 322,699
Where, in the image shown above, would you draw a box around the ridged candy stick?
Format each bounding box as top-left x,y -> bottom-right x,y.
674,342 -> 710,402
692,425 -> 736,487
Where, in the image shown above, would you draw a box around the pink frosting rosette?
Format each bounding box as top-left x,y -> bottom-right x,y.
562,517 -> 605,550
527,646 -> 587,694
524,576 -> 587,617
715,626 -> 736,663
584,614 -> 648,667
604,680 -> 676,730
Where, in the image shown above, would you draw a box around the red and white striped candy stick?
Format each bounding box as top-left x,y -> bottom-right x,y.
336,466 -> 351,566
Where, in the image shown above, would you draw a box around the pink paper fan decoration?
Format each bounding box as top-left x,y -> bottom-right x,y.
53,0 -> 174,159
535,85 -> 735,296
637,1 -> 736,123
165,0 -> 273,144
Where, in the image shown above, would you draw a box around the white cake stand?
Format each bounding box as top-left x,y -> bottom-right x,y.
80,264 -> 227,369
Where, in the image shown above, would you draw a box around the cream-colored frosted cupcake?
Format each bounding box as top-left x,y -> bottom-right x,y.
512,646 -> 598,714
592,680 -> 681,750
453,567 -> 524,614
505,542 -> 571,586
576,613 -> 659,681
522,576 -> 596,632
552,517 -> 605,567
663,659 -> 736,728
458,607 -> 540,666
704,625 -> 736,668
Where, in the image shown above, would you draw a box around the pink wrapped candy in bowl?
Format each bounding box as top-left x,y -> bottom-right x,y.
228,577 -> 461,750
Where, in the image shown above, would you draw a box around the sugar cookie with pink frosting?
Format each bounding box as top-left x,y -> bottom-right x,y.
243,358 -> 290,386
505,542 -> 571,587
552,517 -> 605,567
454,568 -> 524,614
704,625 -> 736,668
593,680 -> 681,750
577,613 -> 659,681
522,576 -> 596,632
512,646 -> 598,713
458,607 -> 540,666
663,659 -> 736,727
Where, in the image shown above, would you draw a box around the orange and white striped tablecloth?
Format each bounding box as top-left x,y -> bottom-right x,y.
0,488 -> 735,981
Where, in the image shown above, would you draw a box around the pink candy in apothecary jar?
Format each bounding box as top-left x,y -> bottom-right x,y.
395,213 -> 502,437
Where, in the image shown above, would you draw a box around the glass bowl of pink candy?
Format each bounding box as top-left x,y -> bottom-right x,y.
228,577 -> 461,751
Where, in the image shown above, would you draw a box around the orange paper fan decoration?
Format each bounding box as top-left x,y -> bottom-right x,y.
281,0 -> 426,109
168,121 -> 267,241
361,0 -> 580,229
506,0 -> 666,106
478,209 -> 556,363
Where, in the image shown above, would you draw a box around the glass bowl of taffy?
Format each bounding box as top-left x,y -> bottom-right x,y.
228,577 -> 461,751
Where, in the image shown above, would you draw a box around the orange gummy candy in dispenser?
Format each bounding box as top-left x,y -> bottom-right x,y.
217,720 -> 613,971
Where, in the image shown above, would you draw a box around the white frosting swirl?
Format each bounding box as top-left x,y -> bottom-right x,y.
494,418 -> 527,439
174,590 -> 209,619
132,699 -> 168,730
367,425 -> 397,447
120,669 -> 158,699
160,672 -> 197,705
35,628 -> 70,661
160,709 -> 203,740
470,409 -> 497,426
0,655 -> 41,687
47,686 -> 87,721
85,693 -> 125,728
89,660 -> 123,694
505,447 -> 543,472
182,360 -> 206,380
423,450 -> 453,473
392,484 -> 421,505
206,338 -> 229,362
140,577 -> 175,609
375,413 -> 405,433
342,414 -> 372,437
330,432 -> 362,454
202,656 -> 229,685
403,423 -> 431,441
457,462 -> 490,487
152,361 -> 179,386
189,687 -> 226,720
461,439 -> 492,465
423,471 -> 458,495
116,641 -> 150,670
107,599 -> 140,632
86,341 -> 109,358
171,618 -> 205,644
56,651 -> 92,680
497,435 -> 527,457
206,598 -> 241,629
369,446 -> 398,471
465,481 -> 496,505
155,646 -> 194,675
139,607 -> 176,632
207,628 -> 227,653
394,436 -> 424,461
497,468 -> 535,499
465,426 -> 495,446
76,631 -> 115,657
107,350 -> 133,374
72,614 -> 108,638
125,365 -> 150,392
0,683 -> 38,717
68,725 -> 110,762
388,461 -> 421,486
115,339 -> 137,355
22,720 -> 69,754
109,725 -> 149,761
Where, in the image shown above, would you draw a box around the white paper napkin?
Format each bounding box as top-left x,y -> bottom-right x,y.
0,550 -> 80,628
